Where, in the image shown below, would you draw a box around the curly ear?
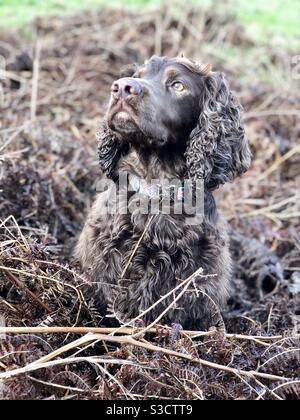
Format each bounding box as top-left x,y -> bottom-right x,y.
97,122 -> 128,181
185,72 -> 251,190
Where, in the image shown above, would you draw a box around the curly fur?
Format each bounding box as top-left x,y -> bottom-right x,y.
185,72 -> 251,189
97,123 -> 128,181
77,56 -> 252,330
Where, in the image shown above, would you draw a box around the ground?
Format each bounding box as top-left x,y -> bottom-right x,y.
0,2 -> 299,400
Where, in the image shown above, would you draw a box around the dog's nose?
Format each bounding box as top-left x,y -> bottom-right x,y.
111,78 -> 142,99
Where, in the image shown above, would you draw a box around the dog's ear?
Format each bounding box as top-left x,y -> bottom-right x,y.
185,72 -> 251,190
97,122 -> 128,181
120,63 -> 139,78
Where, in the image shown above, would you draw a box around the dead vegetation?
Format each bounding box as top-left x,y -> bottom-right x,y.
0,3 -> 299,400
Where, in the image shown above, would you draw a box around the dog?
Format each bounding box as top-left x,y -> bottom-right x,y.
77,55 -> 252,330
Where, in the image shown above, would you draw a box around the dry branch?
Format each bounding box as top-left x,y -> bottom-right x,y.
0,332 -> 290,383
1,326 -> 299,343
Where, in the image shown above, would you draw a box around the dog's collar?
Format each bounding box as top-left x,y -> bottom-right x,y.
129,175 -> 185,201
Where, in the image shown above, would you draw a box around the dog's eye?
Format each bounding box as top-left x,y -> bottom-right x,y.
172,81 -> 185,92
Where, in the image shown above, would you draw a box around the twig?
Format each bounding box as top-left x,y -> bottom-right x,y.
0,332 -> 290,383
257,145 -> 300,181
120,215 -> 154,279
132,266 -> 204,338
5,271 -> 51,314
272,380 -> 300,394
0,355 -> 145,381
0,215 -> 30,251
0,265 -> 85,306
111,267 -> 209,335
0,326 -> 299,343
31,40 -> 42,123
241,195 -> 299,218
245,109 -> 300,120
259,348 -> 300,370
0,123 -> 31,153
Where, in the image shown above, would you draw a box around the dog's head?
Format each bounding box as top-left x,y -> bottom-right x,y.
98,55 -> 251,188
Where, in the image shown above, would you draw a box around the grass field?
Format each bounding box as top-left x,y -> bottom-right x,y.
0,0 -> 299,41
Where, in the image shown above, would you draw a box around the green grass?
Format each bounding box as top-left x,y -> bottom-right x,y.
0,0 -> 299,43
234,0 -> 300,41
0,0 -> 164,29
0,0 -> 103,28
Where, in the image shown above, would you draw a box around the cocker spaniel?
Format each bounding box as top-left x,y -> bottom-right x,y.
77,55 -> 252,330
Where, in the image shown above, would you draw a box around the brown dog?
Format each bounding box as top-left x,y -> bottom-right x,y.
77,56 -> 251,329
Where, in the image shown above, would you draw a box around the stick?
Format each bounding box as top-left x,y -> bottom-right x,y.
5,271 -> 51,314
30,40 -> 42,124
0,326 -> 299,343
131,266 -> 204,338
0,332 -> 290,383
245,109 -> 300,120
257,145 -> 300,181
120,215 -> 154,279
